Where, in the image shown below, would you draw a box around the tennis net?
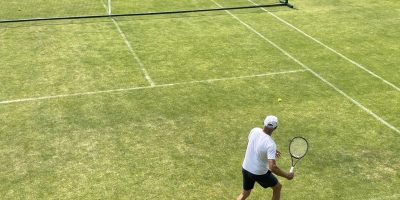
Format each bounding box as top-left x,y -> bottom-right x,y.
0,0 -> 292,23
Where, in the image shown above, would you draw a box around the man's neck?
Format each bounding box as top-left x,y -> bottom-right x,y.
263,128 -> 273,136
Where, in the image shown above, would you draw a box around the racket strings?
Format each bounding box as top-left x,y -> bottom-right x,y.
290,138 -> 308,158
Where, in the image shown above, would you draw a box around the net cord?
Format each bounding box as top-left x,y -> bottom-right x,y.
0,2 -> 292,24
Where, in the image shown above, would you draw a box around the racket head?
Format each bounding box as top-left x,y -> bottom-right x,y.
289,136 -> 309,159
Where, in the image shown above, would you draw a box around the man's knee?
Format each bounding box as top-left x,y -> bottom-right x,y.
272,182 -> 282,191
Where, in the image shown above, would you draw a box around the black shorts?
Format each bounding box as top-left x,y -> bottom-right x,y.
242,168 -> 278,190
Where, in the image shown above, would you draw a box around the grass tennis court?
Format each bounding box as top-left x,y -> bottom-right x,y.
1,0 -> 399,199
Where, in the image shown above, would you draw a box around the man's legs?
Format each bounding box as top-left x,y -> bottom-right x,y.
237,190 -> 251,200
240,168 -> 255,200
271,182 -> 282,200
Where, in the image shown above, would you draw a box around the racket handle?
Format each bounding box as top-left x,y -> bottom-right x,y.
289,166 -> 294,173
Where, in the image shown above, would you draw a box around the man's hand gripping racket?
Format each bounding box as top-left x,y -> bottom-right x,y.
289,136 -> 309,173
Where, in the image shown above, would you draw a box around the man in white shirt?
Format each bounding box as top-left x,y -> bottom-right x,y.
237,115 -> 294,200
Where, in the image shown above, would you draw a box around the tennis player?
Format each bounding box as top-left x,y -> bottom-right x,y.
237,115 -> 294,200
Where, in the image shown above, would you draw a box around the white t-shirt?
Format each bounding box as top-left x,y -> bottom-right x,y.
242,127 -> 277,175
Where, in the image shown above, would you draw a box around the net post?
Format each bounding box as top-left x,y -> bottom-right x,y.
108,0 -> 112,15
280,0 -> 293,8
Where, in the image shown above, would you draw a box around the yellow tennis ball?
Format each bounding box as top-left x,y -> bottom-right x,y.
278,98 -> 282,102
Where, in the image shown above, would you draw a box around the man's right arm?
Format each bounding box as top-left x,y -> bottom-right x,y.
268,159 -> 294,180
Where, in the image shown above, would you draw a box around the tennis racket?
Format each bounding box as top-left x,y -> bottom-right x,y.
289,136 -> 309,173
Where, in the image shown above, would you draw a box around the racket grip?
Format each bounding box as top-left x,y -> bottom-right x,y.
289,166 -> 294,173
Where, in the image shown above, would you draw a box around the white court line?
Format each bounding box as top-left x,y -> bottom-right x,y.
247,0 -> 400,92
110,18 -> 155,86
101,0 -> 109,13
210,0 -> 400,134
101,1 -> 155,86
0,69 -> 306,105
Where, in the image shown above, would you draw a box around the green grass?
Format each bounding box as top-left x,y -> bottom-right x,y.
1,0 -> 399,199
0,0 -> 105,20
